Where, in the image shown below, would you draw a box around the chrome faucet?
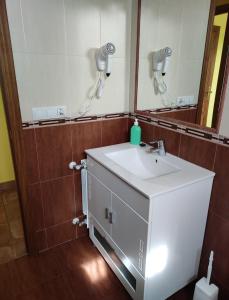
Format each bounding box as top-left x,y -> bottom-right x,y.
147,140 -> 166,156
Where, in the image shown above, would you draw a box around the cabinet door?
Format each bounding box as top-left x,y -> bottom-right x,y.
88,173 -> 111,235
111,194 -> 148,275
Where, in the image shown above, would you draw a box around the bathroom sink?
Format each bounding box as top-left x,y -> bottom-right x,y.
105,147 -> 179,180
85,143 -> 215,198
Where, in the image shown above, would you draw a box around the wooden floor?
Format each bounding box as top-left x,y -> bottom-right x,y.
0,236 -> 194,300
0,188 -> 26,264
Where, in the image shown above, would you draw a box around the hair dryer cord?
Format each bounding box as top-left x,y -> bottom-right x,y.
78,72 -> 105,117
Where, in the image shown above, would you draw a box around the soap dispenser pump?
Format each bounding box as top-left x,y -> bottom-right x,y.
130,118 -> 141,145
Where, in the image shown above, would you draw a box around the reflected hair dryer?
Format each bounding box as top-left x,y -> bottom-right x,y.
96,42 -> 116,77
152,47 -> 172,76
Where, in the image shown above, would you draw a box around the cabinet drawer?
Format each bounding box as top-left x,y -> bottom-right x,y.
87,156 -> 149,222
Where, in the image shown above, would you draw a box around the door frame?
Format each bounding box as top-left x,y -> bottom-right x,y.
200,25 -> 220,126
0,0 -> 31,253
211,4 -> 229,129
196,0 -> 216,127
197,0 -> 229,131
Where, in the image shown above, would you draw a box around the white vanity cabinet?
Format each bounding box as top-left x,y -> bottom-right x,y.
86,143 -> 215,300
88,171 -> 148,278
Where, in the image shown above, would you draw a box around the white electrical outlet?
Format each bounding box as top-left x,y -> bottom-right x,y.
176,96 -> 186,106
176,95 -> 195,106
188,95 -> 195,105
57,107 -> 65,117
32,106 -> 67,120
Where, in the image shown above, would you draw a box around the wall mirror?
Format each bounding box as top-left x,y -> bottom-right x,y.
135,0 -> 229,134
6,0 -> 134,123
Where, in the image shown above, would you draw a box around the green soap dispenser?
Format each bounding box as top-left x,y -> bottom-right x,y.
130,118 -> 141,145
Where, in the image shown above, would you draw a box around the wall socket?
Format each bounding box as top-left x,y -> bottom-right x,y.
32,106 -> 67,120
176,95 -> 195,106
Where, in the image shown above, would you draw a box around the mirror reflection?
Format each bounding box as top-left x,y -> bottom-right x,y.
136,0 -> 229,131
0,89 -> 26,264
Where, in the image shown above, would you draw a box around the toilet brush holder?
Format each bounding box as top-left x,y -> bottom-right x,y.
193,278 -> 218,300
193,251 -> 218,300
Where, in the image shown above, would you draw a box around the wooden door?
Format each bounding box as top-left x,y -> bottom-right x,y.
200,25 -> 220,126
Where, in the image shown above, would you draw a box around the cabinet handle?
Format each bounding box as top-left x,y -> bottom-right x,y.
105,208 -> 109,219
108,212 -> 113,224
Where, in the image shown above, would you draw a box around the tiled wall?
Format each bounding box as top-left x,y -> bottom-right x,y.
22,114 -> 229,298
150,107 -> 197,124
6,0 -> 134,121
130,118 -> 229,299
137,0 -> 210,110
22,117 -> 129,252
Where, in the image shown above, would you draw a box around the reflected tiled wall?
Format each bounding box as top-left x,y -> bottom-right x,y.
131,118 -> 229,299
23,117 -> 129,252
138,0 -> 211,110
152,108 -> 197,124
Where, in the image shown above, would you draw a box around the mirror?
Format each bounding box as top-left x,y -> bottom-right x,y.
6,0 -> 133,123
136,0 -> 229,133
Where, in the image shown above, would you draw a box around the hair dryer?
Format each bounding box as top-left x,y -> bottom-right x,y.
152,47 -> 172,97
96,42 -> 116,77
152,47 -> 172,76
78,42 -> 116,116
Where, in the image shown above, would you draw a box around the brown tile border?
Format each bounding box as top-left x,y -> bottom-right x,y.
104,112 -> 128,118
223,137 -> 229,145
23,111 -> 229,147
38,119 -> 67,126
72,116 -> 98,122
157,120 -> 179,130
143,104 -> 197,114
131,113 -> 229,147
184,128 -> 213,140
22,112 -> 129,128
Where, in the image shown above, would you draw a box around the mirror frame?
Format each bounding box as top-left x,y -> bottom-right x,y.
134,0 -> 229,134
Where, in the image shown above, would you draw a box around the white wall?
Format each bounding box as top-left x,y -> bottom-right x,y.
137,0 -> 211,110
6,0 -> 134,122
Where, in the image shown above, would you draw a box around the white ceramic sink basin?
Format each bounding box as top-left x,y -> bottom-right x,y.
105,147 -> 179,180
85,143 -> 215,198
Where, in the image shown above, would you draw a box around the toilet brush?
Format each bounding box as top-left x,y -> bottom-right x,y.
193,251 -> 219,300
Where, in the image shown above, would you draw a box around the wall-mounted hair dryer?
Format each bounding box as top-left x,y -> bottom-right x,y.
96,42 -> 116,77
78,42 -> 116,117
152,47 -> 172,96
89,42 -> 116,100
152,47 -> 172,76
